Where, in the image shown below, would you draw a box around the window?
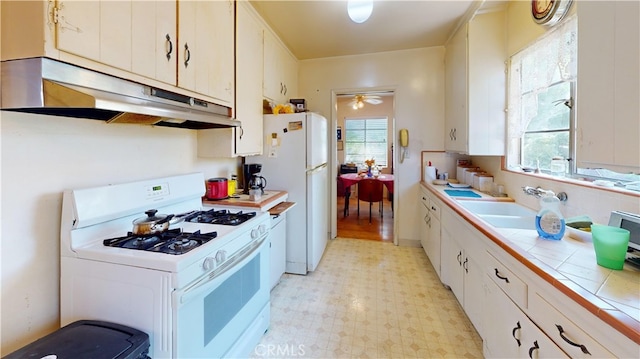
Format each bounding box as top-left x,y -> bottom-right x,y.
507,15 -> 577,174
344,117 -> 388,167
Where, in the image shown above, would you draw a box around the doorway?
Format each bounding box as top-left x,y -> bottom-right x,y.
330,89 -> 397,243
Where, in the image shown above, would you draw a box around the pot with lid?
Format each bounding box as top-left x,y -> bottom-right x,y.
132,209 -> 175,236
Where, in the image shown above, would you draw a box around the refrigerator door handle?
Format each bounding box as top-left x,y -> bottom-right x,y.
308,163 -> 328,173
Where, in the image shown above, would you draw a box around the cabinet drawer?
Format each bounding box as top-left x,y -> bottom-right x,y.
429,200 -> 441,221
486,251 -> 527,309
420,189 -> 430,208
530,293 -> 615,358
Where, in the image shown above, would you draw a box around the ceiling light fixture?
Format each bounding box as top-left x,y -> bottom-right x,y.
347,0 -> 373,24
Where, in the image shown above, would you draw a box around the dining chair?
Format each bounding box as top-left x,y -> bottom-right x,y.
357,178 -> 384,223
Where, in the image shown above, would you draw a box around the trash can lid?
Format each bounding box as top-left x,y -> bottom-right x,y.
4,320 -> 150,359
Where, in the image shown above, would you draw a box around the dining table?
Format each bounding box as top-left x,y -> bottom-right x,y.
339,173 -> 394,217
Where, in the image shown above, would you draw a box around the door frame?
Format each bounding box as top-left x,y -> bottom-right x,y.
329,87 -> 398,245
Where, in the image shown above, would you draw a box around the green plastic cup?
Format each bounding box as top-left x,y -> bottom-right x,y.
591,224 -> 630,270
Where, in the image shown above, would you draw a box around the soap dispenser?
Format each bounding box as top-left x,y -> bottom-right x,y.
535,190 -> 565,240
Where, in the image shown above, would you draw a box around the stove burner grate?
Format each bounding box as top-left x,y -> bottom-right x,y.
186,209 -> 256,226
103,229 -> 217,255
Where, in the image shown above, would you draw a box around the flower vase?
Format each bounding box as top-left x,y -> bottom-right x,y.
367,166 -> 372,177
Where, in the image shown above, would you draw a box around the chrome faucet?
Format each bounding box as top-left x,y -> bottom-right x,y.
522,186 -> 568,202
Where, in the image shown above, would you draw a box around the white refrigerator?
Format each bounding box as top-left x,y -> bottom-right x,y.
248,112 -> 328,274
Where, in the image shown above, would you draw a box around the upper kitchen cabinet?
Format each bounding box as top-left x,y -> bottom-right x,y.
577,1 -> 640,173
1,1 -> 176,86
263,28 -> 298,104
1,0 -> 233,109
198,0 -> 263,158
444,10 -> 506,155
178,0 -> 234,106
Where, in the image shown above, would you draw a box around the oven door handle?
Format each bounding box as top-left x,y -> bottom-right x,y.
177,235 -> 267,304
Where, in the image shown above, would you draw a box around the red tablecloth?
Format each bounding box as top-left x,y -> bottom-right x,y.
339,173 -> 394,194
339,173 -> 394,217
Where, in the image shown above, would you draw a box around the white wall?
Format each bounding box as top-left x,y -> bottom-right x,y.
298,47 -> 445,245
469,1 -> 639,225
0,111 -> 239,354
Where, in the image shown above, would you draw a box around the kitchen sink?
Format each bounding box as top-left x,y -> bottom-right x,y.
475,214 -> 536,230
457,201 -> 536,217
457,200 -> 537,230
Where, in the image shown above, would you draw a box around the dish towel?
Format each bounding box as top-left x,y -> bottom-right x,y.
444,189 -> 482,198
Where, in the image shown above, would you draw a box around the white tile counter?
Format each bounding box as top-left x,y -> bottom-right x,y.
422,180 -> 640,347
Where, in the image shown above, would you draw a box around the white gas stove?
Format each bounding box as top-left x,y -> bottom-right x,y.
60,173 -> 271,358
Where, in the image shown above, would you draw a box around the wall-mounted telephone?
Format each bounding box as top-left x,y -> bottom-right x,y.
399,129 -> 409,163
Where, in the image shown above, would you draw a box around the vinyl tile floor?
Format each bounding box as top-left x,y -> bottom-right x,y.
250,238 -> 483,358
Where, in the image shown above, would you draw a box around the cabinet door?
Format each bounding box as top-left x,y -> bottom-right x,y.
178,0 -> 234,103
444,23 -> 468,153
55,2 -> 100,62
467,10 -> 506,155
177,1 -> 197,92
463,252 -> 483,333
577,1 -> 640,172
484,278 -> 568,359
427,215 -> 441,279
235,1 -> 263,156
263,29 -> 283,103
419,199 -> 429,253
100,1 -> 132,71
443,229 -> 464,303
131,1 -> 176,86
281,47 -> 298,100
207,0 -> 234,105
270,216 -> 286,289
57,1 -> 133,72
484,276 -> 521,358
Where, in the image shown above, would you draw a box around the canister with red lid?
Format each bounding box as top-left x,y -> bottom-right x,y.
206,177 -> 228,200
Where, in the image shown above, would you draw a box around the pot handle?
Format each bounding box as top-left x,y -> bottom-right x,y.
154,214 -> 174,226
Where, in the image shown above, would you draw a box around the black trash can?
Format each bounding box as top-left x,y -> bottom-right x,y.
3,320 -> 150,359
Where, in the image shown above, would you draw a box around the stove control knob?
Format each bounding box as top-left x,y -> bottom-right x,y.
251,228 -> 259,239
215,250 -> 226,264
203,257 -> 216,271
259,224 -> 267,235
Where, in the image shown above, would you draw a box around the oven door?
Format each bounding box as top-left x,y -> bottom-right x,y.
172,235 -> 270,358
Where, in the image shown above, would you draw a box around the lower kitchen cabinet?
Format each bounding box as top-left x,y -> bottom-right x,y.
269,213 -> 286,289
420,187 -> 442,278
424,182 -> 639,358
441,207 -> 484,333
484,277 -> 568,358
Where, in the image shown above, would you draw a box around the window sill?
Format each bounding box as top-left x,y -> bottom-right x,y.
502,167 -> 640,198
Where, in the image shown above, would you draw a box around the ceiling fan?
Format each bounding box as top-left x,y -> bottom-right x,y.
348,94 -> 383,109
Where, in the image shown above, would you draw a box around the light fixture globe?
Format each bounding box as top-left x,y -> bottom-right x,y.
347,0 -> 373,24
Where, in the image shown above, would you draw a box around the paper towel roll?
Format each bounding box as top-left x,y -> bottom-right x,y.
425,166 -> 436,181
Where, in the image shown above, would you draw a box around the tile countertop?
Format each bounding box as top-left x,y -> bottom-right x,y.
202,190 -> 288,212
422,181 -> 640,345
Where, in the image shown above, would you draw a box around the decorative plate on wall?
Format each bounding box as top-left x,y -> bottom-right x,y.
531,0 -> 573,26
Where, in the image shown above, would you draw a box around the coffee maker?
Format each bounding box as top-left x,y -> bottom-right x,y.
242,164 -> 262,194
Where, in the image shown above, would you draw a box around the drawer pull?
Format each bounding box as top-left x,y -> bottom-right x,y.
494,268 -> 510,283
165,34 -> 173,60
528,340 -> 539,359
511,321 -> 522,347
555,324 -> 591,355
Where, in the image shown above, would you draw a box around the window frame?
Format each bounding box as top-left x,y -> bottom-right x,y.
343,116 -> 389,167
506,15 -> 577,176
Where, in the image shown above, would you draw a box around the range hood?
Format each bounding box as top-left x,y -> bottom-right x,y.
1,58 -> 239,130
